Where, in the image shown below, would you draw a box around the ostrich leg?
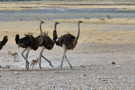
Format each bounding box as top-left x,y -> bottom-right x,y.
21,48 -> 30,71
60,44 -> 66,69
63,45 -> 73,70
25,48 -> 30,70
38,46 -> 44,69
41,55 -> 54,67
65,55 -> 73,70
60,56 -> 64,69
21,49 -> 27,70
39,47 -> 54,69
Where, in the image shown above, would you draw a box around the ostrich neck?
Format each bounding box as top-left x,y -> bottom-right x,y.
54,23 -> 58,36
53,23 -> 58,43
76,23 -> 80,40
39,23 -> 43,46
40,23 -> 43,35
54,24 -> 57,31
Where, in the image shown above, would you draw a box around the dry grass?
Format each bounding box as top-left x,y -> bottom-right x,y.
1,18 -> 135,44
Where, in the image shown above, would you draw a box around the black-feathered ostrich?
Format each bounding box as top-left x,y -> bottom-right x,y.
0,36 -> 8,50
37,22 -> 60,69
15,21 -> 44,71
53,21 -> 83,69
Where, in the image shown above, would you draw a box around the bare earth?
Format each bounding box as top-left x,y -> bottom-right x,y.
0,21 -> 135,89
1,43 -> 135,89
0,2 -> 135,89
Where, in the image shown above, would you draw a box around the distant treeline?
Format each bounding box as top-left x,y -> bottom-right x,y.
0,0 -> 135,3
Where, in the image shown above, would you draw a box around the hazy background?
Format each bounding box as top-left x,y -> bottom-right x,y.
0,0 -> 135,4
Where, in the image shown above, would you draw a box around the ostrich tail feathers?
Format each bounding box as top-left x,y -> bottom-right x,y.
0,35 -> 8,50
15,34 -> 19,44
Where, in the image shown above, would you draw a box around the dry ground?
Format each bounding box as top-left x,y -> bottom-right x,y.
0,20 -> 135,89
1,20 -> 135,44
0,2 -> 135,89
0,43 -> 135,89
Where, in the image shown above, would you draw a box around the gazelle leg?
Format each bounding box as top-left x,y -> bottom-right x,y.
30,63 -> 32,68
16,54 -> 19,61
13,56 -> 16,62
38,46 -> 44,69
32,64 -> 34,69
41,55 -> 54,67
36,62 -> 38,67
15,56 -> 17,62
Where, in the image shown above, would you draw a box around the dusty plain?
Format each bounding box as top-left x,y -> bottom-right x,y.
0,1 -> 135,89
0,1 -> 135,10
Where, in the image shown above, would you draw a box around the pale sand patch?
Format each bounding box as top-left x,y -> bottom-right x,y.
0,2 -> 135,11
1,43 -> 135,89
0,2 -> 135,88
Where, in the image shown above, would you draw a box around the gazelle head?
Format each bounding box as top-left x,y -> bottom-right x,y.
36,57 -> 39,62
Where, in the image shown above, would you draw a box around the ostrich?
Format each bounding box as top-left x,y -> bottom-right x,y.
53,21 -> 83,69
37,22 -> 59,69
0,36 -> 8,50
15,21 -> 44,70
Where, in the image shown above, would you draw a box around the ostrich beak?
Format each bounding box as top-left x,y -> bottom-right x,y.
55,22 -> 60,24
41,21 -> 45,24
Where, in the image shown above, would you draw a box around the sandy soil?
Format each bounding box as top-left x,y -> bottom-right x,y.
0,20 -> 135,89
0,2 -> 135,88
0,2 -> 135,11
1,43 -> 135,89
1,19 -> 135,44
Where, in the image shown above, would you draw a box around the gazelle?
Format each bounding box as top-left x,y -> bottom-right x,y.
30,57 -> 39,68
8,51 -> 19,62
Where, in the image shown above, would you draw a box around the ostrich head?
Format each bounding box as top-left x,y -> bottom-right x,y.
54,22 -> 59,29
55,22 -> 60,25
76,21 -> 83,39
39,21 -> 45,46
53,22 -> 59,43
41,21 -> 44,24
78,21 -> 83,24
